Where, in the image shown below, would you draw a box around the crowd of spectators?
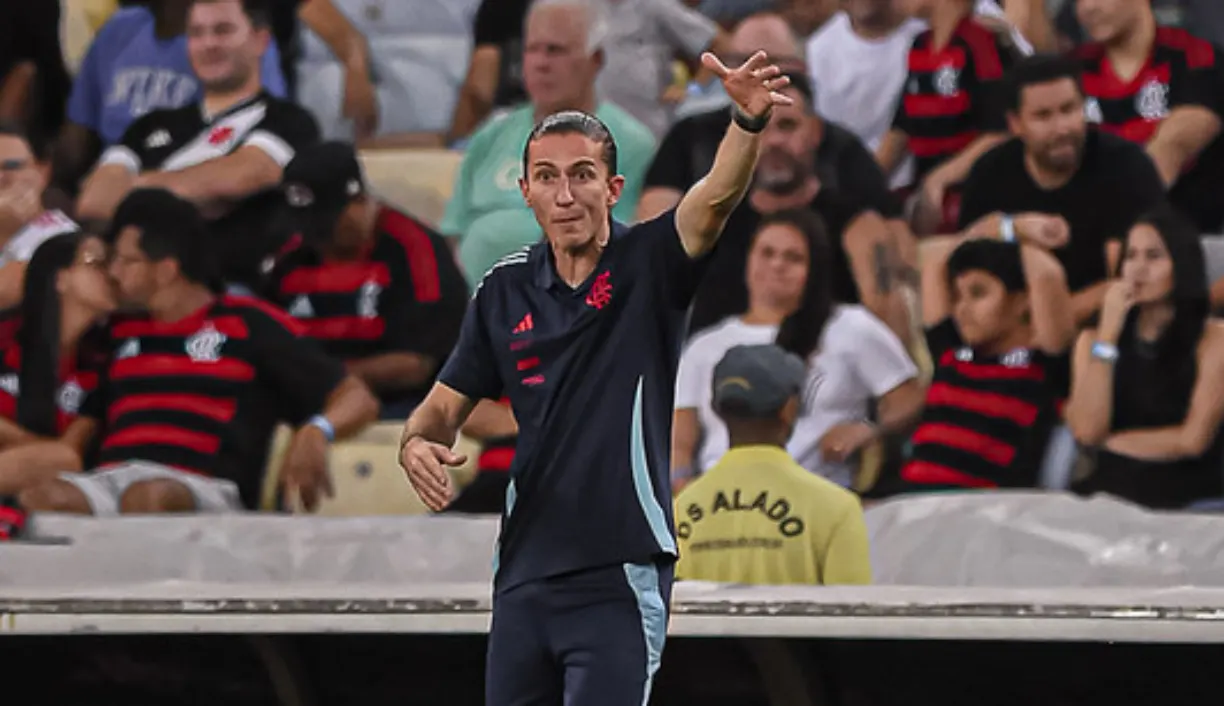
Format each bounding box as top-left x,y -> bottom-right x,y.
1,0 -> 1224,590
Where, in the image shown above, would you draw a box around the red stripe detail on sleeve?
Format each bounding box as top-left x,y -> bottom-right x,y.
478,446 -> 515,472
379,208 -> 443,303
101,424 -> 220,455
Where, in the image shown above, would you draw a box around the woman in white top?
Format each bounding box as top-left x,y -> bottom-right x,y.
673,209 -> 926,489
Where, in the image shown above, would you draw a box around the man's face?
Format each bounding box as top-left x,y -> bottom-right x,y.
522,6 -> 598,114
187,0 -> 268,92
108,227 -> 161,309
1076,0 -> 1142,44
519,132 -> 624,253
755,91 -> 819,195
1008,78 -> 1087,175
0,135 -> 45,197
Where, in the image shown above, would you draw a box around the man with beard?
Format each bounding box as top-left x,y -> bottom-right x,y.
682,79 -> 913,343
955,54 -> 1164,326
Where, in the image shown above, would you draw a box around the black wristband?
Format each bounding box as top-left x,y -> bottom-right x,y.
731,105 -> 771,133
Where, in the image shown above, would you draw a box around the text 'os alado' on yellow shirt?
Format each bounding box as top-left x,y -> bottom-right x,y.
674,445 -> 872,586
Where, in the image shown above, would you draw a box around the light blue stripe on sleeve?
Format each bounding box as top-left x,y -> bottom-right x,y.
492,478 -> 518,575
629,376 -> 676,554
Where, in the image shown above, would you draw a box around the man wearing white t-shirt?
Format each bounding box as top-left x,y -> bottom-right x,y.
0,126 -> 77,317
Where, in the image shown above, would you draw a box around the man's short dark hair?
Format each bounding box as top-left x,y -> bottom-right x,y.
781,71 -> 814,111
190,0 -> 272,28
1006,54 -> 1084,113
109,189 -> 220,289
522,111 -> 619,177
0,121 -> 47,161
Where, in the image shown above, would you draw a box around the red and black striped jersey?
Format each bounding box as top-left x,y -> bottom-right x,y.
82,295 -> 346,507
892,15 -> 1017,182
1076,28 -> 1224,231
0,342 -> 100,435
266,208 -> 467,384
896,319 -> 1065,492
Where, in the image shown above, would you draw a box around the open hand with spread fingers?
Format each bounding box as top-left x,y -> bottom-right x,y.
700,50 -> 794,123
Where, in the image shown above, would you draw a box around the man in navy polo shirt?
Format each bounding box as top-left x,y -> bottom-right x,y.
399,50 -> 792,706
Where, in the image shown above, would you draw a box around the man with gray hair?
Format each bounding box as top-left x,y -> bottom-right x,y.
440,0 -> 656,288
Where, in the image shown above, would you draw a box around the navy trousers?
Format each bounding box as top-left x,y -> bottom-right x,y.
486,561 -> 673,706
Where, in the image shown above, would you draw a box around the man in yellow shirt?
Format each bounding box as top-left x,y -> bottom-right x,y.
674,344 -> 872,585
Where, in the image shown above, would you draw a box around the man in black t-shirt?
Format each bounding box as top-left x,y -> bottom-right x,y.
643,79 -> 912,341
957,55 -> 1164,326
75,0 -> 320,290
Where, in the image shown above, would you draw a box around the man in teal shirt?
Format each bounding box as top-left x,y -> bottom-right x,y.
440,0 -> 656,287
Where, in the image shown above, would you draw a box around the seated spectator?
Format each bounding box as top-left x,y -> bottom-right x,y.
596,0 -> 730,139
0,234 -> 113,496
674,343 -> 872,586
674,210 -> 923,490
447,0 -> 532,145
881,235 -> 1074,494
957,54 -> 1165,326
0,125 -> 81,338
440,0 -> 656,286
646,72 -> 912,340
1075,0 -> 1224,232
875,0 -> 1021,235
52,0 -> 290,201
265,142 -> 468,418
19,189 -> 378,516
76,0 -> 320,292
0,1 -> 71,150
1067,205 -> 1224,509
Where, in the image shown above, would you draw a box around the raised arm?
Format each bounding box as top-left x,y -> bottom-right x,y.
674,51 -> 792,258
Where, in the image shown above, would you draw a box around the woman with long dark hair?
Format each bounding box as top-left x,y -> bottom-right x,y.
673,209 -> 925,490
1067,204 -> 1224,509
0,232 -> 114,495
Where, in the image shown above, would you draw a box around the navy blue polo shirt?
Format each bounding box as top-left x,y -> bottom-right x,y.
438,209 -> 708,592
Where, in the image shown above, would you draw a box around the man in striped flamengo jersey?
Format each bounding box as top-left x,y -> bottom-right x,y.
885,233 -> 1076,493
876,0 -> 1023,234
1075,0 -> 1224,232
19,188 -> 378,516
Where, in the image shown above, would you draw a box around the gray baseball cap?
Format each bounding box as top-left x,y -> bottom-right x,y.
712,344 -> 807,418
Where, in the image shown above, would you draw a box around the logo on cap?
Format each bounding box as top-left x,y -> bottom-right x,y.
286,183 -> 314,208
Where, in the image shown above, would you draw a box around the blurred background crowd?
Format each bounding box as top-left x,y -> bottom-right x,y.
1,0 -> 1224,589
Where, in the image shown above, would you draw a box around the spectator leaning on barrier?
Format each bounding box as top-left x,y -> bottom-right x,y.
264,141 -> 468,419
439,0 -> 656,287
1067,205 -> 1224,509
75,0 -> 320,293
1075,0 -> 1224,233
675,343 -> 872,586
874,234 -> 1075,495
876,0 -> 1022,235
51,0 -> 290,201
0,125 -> 82,342
18,189 -> 378,517
956,54 -> 1165,327
0,233 -> 113,498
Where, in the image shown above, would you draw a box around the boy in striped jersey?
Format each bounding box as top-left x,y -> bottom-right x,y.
887,234 -> 1075,492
